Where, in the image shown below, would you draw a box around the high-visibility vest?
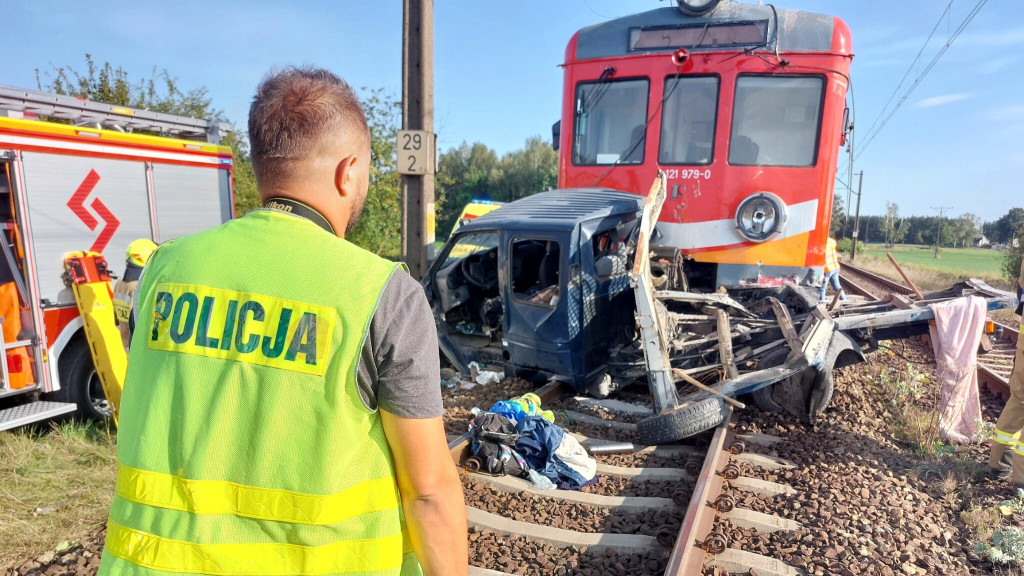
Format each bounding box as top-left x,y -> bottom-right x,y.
824,238 -> 840,273
98,209 -> 419,576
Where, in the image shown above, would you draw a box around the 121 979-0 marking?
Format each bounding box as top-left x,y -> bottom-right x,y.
662,168 -> 712,180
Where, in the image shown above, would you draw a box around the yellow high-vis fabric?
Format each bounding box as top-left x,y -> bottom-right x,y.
993,428 -> 1021,446
98,210 -> 417,576
824,237 -> 840,273
104,520 -> 404,575
115,464 -> 400,525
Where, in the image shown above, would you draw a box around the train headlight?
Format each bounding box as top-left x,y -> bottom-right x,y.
676,0 -> 722,16
735,192 -> 788,243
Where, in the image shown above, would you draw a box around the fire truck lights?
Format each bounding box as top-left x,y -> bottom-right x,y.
735,192 -> 788,243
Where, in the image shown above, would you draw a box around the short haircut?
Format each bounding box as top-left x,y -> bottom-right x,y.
248,66 -> 370,186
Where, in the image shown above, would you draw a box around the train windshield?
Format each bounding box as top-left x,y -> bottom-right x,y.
729,76 -> 825,167
659,76 -> 719,165
573,78 -> 649,165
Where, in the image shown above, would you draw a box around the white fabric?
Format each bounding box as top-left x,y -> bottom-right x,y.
552,434 -> 597,481
929,296 -> 987,443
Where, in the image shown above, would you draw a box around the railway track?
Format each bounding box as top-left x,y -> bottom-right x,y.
449,381 -> 804,576
840,260 -> 1016,399
839,261 -> 917,300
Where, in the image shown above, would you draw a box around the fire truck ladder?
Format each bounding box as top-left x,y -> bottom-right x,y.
61,252 -> 127,425
0,84 -> 232,143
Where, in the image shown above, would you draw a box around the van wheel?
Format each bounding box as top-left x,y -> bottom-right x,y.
45,339 -> 111,422
636,396 -> 725,445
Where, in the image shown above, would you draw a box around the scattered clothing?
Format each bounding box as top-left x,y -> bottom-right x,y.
553,433 -> 597,482
928,296 -> 986,443
527,469 -> 556,490
515,415 -> 597,489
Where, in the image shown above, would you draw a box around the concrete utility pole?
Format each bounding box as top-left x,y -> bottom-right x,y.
931,206 -> 952,259
400,0 -> 435,278
850,171 -> 864,261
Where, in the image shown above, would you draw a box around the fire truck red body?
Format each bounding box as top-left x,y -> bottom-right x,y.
0,87 -> 234,428
558,2 -> 853,289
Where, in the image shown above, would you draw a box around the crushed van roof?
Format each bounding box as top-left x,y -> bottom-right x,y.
457,188 -> 643,233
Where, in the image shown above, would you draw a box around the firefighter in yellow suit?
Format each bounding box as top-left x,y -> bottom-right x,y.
989,255 -> 1024,490
111,239 -> 157,350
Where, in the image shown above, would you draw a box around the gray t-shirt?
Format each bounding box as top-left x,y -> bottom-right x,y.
356,269 -> 443,418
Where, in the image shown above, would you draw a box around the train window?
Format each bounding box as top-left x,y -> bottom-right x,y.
573,78 -> 650,166
729,76 -> 825,167
659,76 -> 719,165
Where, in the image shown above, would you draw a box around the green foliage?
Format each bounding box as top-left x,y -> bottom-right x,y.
873,364 -> 927,407
435,137 -> 557,238
345,89 -> 403,259
1003,225 -> 1024,286
837,237 -> 852,256
830,193 -> 845,237
35,54 -> 257,217
990,208 -> 1024,244
975,527 -> 1024,565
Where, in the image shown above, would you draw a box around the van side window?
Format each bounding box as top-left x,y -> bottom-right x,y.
511,239 -> 561,307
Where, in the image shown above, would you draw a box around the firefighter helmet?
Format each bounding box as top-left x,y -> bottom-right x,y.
126,239 -> 158,268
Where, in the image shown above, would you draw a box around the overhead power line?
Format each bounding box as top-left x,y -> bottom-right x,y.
856,0 -> 988,159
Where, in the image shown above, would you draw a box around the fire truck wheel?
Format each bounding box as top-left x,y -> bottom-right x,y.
48,339 -> 112,422
636,396 -> 725,445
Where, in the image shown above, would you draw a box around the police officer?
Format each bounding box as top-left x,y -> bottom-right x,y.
111,238 -> 157,350
988,255 -> 1024,491
98,67 -> 468,576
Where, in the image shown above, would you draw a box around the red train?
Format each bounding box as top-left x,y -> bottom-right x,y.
556,0 -> 853,290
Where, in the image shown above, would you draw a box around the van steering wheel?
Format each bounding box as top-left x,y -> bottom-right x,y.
461,251 -> 498,289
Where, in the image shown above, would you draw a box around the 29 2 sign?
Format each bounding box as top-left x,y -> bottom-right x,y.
397,130 -> 434,175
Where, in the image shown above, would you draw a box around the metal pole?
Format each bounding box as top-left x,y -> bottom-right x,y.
930,206 -> 952,259
401,0 -> 435,278
851,171 -> 863,261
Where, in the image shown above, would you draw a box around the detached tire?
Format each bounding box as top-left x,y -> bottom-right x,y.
637,396 -> 725,445
45,339 -> 111,422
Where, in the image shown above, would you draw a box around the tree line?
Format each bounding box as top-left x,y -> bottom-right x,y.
832,196 -> 1022,249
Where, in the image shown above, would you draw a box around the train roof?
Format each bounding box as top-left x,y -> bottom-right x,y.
458,188 -> 643,233
573,3 -> 845,61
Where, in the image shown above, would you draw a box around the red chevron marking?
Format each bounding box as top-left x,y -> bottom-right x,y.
89,198 -> 120,254
68,170 -> 100,231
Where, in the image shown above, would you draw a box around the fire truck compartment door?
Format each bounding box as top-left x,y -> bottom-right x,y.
20,153 -> 152,307
151,164 -> 233,241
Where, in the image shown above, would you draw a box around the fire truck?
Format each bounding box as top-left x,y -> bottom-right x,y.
0,85 -> 234,430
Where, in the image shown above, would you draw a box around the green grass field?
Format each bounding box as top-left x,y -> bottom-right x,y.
857,244 -> 1005,277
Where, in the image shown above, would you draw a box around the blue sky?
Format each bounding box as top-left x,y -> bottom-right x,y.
3,0 -> 1021,222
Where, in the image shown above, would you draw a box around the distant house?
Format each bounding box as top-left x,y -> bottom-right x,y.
973,235 -> 990,248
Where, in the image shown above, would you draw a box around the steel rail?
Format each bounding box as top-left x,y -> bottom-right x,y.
664,407 -> 734,575
841,262 -> 915,296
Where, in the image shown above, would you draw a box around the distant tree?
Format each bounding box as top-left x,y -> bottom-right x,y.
830,193 -> 845,237
1004,223 -> 1024,286
991,208 -> 1024,244
35,54 -> 258,215
345,89 -> 402,259
434,137 -> 557,238
950,213 -> 981,248
881,202 -> 909,249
